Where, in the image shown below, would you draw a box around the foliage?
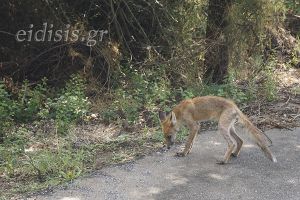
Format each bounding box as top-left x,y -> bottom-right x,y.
0,75 -> 91,197
0,75 -> 89,138
49,75 -> 90,134
0,82 -> 14,142
0,0 -> 205,85
262,59 -> 279,101
177,71 -> 250,104
285,0 -> 300,14
201,73 -> 249,103
25,148 -> 87,182
0,126 -> 92,197
13,79 -> 48,122
102,65 -> 172,125
102,57 -> 282,127
228,0 -> 286,69
0,126 -> 30,178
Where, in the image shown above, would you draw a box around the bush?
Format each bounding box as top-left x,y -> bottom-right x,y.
102,66 -> 172,125
13,79 -> 48,122
25,148 -> 88,182
0,82 -> 14,142
0,75 -> 90,138
262,59 -> 278,101
49,75 -> 90,134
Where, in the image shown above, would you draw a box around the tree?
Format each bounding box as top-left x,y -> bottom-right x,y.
204,0 -> 232,84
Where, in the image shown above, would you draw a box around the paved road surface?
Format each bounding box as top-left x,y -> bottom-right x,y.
33,128 -> 300,200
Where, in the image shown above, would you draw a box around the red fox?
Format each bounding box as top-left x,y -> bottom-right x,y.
159,96 -> 277,164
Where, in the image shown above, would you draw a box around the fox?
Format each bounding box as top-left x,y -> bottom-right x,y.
158,96 -> 277,164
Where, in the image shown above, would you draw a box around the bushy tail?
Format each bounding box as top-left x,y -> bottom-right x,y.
237,109 -> 277,163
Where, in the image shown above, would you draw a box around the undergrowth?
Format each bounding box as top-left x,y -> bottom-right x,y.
101,63 -> 278,127
0,75 -> 91,198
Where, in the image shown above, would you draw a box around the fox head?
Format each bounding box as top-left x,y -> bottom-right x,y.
159,111 -> 179,149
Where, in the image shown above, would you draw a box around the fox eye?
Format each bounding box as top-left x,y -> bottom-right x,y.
166,135 -> 171,139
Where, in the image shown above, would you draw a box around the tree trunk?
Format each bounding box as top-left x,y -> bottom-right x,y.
204,0 -> 232,84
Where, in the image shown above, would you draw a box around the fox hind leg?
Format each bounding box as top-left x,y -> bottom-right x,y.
217,110 -> 238,164
230,126 -> 243,157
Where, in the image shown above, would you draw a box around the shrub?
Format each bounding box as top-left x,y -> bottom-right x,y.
49,75 -> 90,134
0,82 -> 14,142
24,148 -> 88,182
262,59 -> 278,101
14,79 -> 48,122
102,66 -> 172,125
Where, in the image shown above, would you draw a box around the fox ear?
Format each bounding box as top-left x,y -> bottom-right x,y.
170,112 -> 177,125
159,111 -> 166,122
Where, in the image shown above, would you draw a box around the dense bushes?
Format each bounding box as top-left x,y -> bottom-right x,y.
101,64 -> 279,126
0,75 -> 89,141
102,65 -> 172,125
0,0 -> 204,85
1,0 -> 297,91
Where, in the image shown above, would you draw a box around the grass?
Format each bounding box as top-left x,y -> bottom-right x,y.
0,124 -> 163,199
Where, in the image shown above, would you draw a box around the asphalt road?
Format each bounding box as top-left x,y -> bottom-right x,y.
33,128 -> 300,200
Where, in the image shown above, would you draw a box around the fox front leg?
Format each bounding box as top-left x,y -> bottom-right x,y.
176,123 -> 199,157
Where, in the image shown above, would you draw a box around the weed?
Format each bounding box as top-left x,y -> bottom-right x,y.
102,66 -> 171,125
0,75 -> 94,198
24,148 -> 87,182
262,59 -> 278,101
111,152 -> 126,163
1,75 -> 89,135
197,72 -> 250,103
0,82 -> 14,142
14,79 -> 48,123
176,127 -> 189,142
152,130 -> 165,143
49,75 -> 90,134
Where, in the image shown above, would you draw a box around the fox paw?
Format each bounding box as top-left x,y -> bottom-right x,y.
231,153 -> 238,158
216,160 -> 226,165
175,151 -> 187,157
